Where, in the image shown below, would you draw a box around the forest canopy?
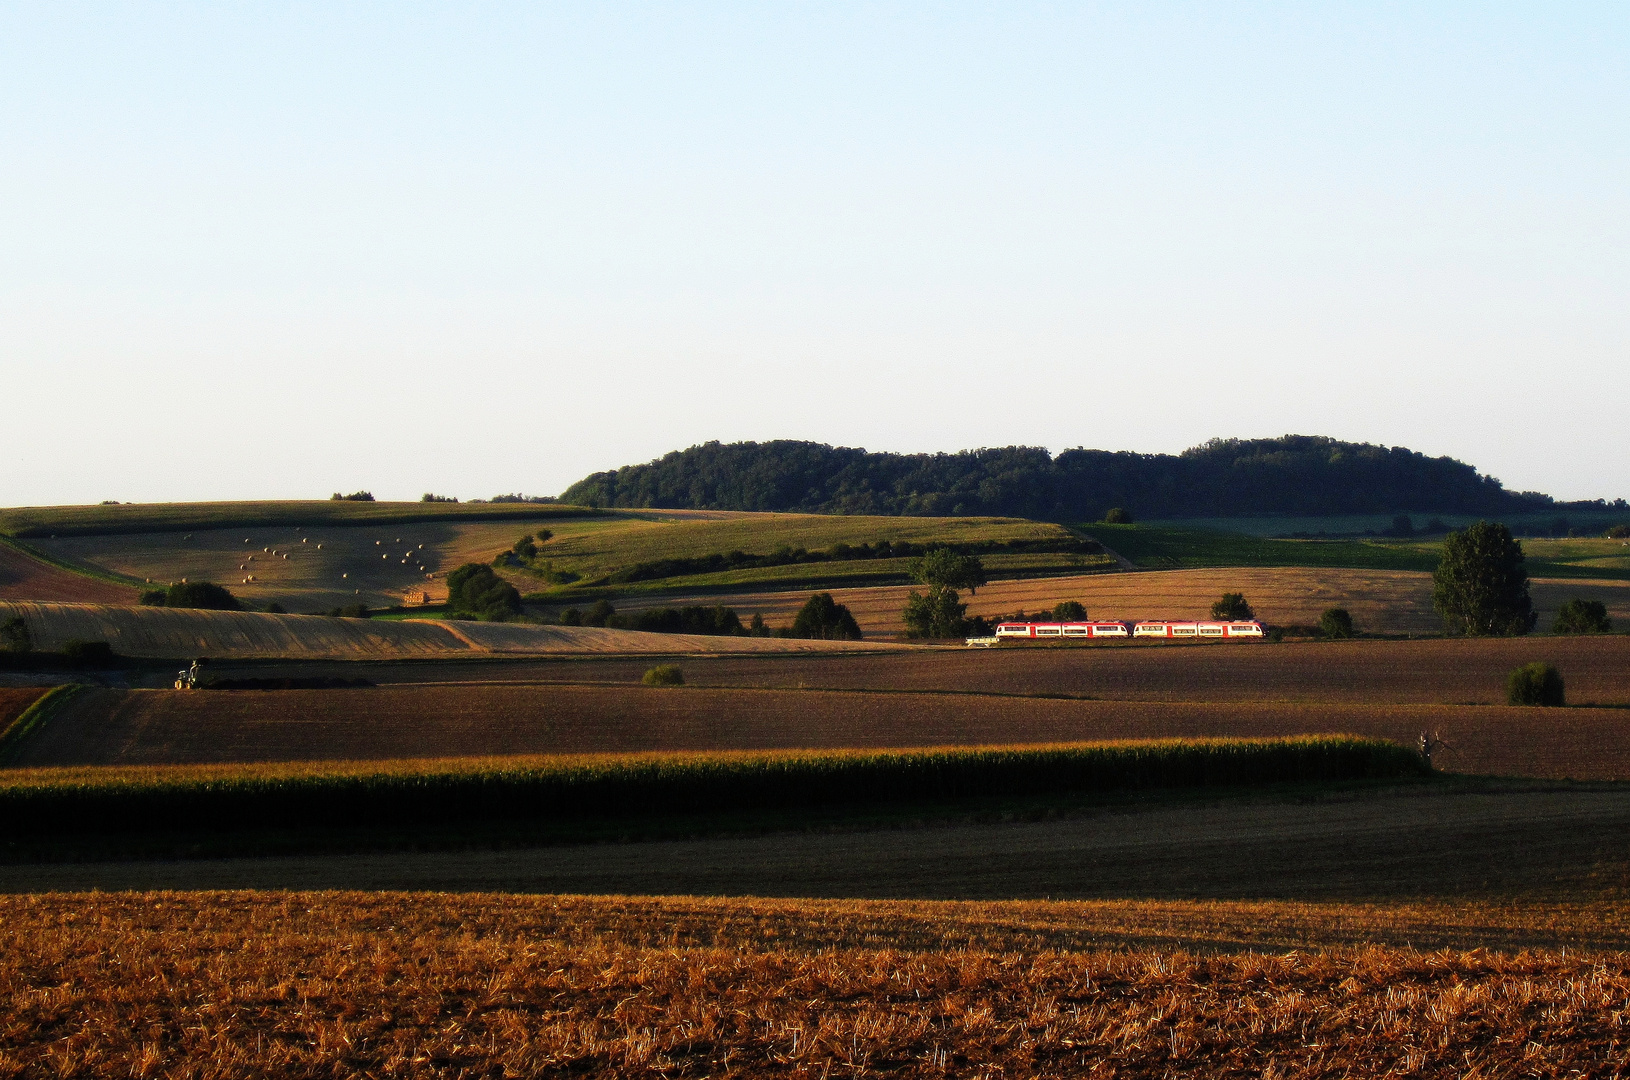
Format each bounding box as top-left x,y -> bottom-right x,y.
561,436 -> 1607,520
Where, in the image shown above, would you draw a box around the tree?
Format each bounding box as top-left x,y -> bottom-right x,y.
1211,593 -> 1254,620
1318,607 -> 1355,639
907,548 -> 988,595
791,593 -> 863,640
163,581 -> 241,611
1432,521 -> 1536,636
1553,598 -> 1612,635
1103,507 -> 1133,524
902,585 -> 971,639
0,616 -> 30,655
330,491 -> 375,502
583,599 -> 616,627
511,535 -> 539,561
445,563 -> 523,621
1507,661 -> 1564,706
1051,600 -> 1087,621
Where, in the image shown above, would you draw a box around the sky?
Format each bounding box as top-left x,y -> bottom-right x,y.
1,2 -> 1625,506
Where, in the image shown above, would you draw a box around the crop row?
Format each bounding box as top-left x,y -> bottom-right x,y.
0,735 -> 1422,837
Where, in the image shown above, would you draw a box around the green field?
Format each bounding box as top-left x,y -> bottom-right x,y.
513,513 -> 1109,597
1080,523 -> 1438,572
1147,513 -> 1630,538
0,500 -> 601,539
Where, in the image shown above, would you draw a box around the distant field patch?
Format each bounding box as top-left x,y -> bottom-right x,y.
0,499 -> 600,539
1081,522 -> 1437,572
0,540 -> 137,604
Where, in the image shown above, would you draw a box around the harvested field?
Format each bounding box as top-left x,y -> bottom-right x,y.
16,681 -> 1630,779
0,541 -> 134,605
0,688 -> 46,732
0,602 -> 909,661
7,782 -> 1630,898
237,634 -> 1630,706
622,566 -> 1630,636
2,894 -> 1628,1079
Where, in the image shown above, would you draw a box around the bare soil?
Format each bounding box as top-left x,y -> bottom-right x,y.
15,680 -> 1630,780
0,543 -> 134,605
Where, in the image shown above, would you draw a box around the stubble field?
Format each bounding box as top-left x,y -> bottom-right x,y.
2,892 -> 1629,1078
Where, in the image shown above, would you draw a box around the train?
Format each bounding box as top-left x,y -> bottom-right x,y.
991,620 -> 1265,640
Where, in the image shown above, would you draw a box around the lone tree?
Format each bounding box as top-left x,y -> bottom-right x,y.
1318,607 -> 1355,639
1507,661 -> 1565,706
791,593 -> 863,640
1432,521 -> 1536,636
1103,508 -> 1133,524
903,585 -> 972,639
1211,593 -> 1254,620
907,548 -> 988,595
1553,598 -> 1612,635
1051,600 -> 1087,621
446,563 -> 523,621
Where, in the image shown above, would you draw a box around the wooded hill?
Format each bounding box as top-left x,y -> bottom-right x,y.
562,436 -> 1617,520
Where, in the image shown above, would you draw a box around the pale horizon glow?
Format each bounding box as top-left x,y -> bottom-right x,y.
1,3 -> 1625,507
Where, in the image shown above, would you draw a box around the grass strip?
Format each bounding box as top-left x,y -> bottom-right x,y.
0,735 -> 1424,838
0,537 -> 145,588
0,685 -> 84,766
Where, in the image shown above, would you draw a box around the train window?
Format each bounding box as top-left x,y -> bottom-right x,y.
1036,628 -> 1061,635
1063,627 -> 1088,635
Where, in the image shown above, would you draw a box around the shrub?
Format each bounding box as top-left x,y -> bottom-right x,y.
164,581 -> 241,611
138,589 -> 167,606
535,530 -> 553,544
1552,599 -> 1612,635
326,604 -> 371,619
61,640 -> 114,668
1103,508 -> 1133,524
1507,661 -> 1565,706
511,535 -> 539,561
583,600 -> 616,628
1051,600 -> 1087,621
330,491 -> 375,502
0,617 -> 30,655
641,664 -> 684,687
1211,593 -> 1254,620
1318,607 -> 1355,639
1607,524 -> 1630,539
560,608 -> 582,626
791,594 -> 863,640
903,585 -> 971,639
614,606 -> 744,636
420,493 -> 458,503
446,564 -> 523,621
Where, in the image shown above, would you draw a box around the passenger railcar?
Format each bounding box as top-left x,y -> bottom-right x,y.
993,621 -> 1131,639
992,619 -> 1263,640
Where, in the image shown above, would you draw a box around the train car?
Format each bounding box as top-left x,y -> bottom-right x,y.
993,621 -> 1131,639
1133,620 -> 1264,639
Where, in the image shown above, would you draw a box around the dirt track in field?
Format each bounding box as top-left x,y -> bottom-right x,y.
16,681 -> 1629,779
7,784 -> 1630,902
621,567 -> 1630,637
0,544 -> 135,605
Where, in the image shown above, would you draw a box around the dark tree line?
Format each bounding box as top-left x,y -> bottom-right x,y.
561,436 -> 1597,520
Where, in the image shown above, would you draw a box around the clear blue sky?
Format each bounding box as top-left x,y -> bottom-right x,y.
2,3 -> 1625,506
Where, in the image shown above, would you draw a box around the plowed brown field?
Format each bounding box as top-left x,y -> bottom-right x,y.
18,682 -> 1630,779
3,894 -> 1628,1078
0,543 -> 134,604
627,567 -> 1630,636
0,687 -> 46,731
245,634 -> 1630,705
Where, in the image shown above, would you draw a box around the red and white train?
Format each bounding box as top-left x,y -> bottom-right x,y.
993,620 -> 1265,641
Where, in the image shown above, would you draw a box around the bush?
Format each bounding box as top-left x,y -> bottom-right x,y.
583,600 -> 616,628
1607,524 -> 1630,539
326,604 -> 371,619
614,605 -> 744,636
445,564 -> 523,621
791,594 -> 863,640
641,664 -> 685,687
560,608 -> 582,626
1318,607 -> 1355,639
1211,593 -> 1254,620
1552,598 -> 1612,635
138,589 -> 167,606
1507,661 -> 1565,706
0,617 -> 30,655
903,585 -> 971,639
1051,600 -> 1087,621
330,491 -> 375,502
420,493 -> 458,503
61,640 -> 114,668
1103,508 -> 1133,524
163,581 -> 241,611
